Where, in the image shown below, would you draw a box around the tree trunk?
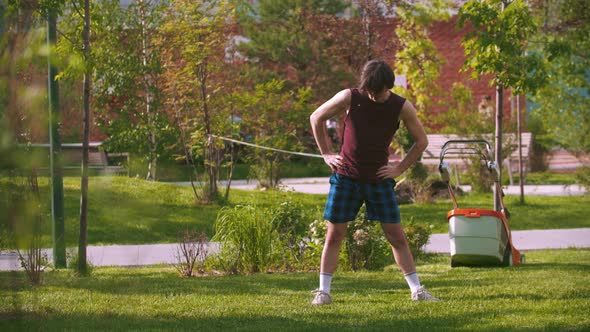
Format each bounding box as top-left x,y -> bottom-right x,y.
78,0 -> 91,275
139,0 -> 157,181
198,64 -> 217,200
47,9 -> 66,268
494,86 -> 503,212
362,6 -> 373,62
224,107 -> 236,200
172,91 -> 201,201
517,95 -> 524,203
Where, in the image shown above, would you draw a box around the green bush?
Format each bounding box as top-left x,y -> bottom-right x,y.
210,198 -> 319,274
403,216 -> 433,261
304,218 -> 328,269
66,248 -> 94,277
212,205 -> 276,274
211,199 -> 434,274
305,208 -> 434,271
345,206 -> 393,271
270,198 -> 317,271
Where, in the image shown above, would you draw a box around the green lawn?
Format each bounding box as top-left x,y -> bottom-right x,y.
1,249 -> 589,331
0,176 -> 327,247
1,176 -> 589,248
153,158 -> 333,182
511,171 -> 579,185
404,192 -> 590,232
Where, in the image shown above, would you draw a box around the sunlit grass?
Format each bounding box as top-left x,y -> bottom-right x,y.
1,249 -> 588,331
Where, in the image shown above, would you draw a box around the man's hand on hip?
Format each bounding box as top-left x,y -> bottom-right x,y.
323,154 -> 343,172
377,164 -> 402,180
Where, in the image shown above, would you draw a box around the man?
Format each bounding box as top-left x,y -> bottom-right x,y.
309,60 -> 438,305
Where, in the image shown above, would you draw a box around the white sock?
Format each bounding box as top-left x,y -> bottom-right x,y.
319,272 -> 333,294
404,272 -> 421,292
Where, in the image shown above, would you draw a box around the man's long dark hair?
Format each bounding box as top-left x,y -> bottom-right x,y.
359,60 -> 395,95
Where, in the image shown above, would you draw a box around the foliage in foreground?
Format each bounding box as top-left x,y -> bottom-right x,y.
209,201 -> 432,274
1,249 -> 588,331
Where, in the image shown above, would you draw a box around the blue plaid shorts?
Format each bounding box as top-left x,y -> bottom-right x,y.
323,173 -> 401,224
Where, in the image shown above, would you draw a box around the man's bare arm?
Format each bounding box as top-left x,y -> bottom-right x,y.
377,100 -> 428,179
310,89 -> 351,171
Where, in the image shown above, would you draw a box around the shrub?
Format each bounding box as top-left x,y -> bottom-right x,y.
211,195 -> 322,274
305,207 -> 433,271
345,206 -> 392,271
13,174 -> 50,284
212,205 -> 276,274
270,198 -> 317,271
403,216 -> 433,261
304,218 -> 328,269
17,230 -> 48,285
174,229 -> 209,277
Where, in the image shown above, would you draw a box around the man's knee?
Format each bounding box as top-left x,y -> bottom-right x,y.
382,225 -> 408,249
325,223 -> 347,245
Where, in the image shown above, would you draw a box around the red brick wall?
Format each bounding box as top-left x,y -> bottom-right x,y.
429,16 -> 520,125
371,15 -> 523,130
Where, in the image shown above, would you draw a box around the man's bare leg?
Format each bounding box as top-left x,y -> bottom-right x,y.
381,223 -> 438,301
380,223 -> 415,274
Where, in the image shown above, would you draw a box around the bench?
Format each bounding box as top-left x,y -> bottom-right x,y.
26,142 -> 129,175
421,133 -> 533,185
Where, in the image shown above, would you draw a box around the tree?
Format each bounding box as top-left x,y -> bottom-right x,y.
54,0 -> 96,274
92,0 -> 175,181
347,0 -> 397,69
434,82 -> 486,135
528,0 -> 590,153
1,1 -> 51,259
159,0 -> 236,202
238,0 -> 350,102
237,80 -> 312,189
393,0 -> 452,121
388,0 -> 451,188
459,0 -> 547,209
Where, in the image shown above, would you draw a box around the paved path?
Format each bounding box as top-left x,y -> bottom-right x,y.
173,178 -> 587,196
2,228 -> 589,271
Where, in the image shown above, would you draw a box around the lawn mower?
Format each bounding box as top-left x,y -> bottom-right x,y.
438,139 -> 524,267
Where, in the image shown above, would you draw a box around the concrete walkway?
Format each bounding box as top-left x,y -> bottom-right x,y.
173,177 -> 587,196
2,228 -> 589,271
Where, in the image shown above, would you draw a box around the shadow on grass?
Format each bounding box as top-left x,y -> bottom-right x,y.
0,305 -> 549,332
2,260 -> 589,331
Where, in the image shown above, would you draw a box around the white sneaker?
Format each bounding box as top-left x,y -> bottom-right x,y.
411,286 -> 439,302
311,289 -> 332,305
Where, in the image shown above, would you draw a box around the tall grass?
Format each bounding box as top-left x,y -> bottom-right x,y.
212,205 -> 275,273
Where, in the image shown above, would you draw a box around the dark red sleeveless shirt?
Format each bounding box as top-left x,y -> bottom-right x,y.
336,88 -> 406,182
